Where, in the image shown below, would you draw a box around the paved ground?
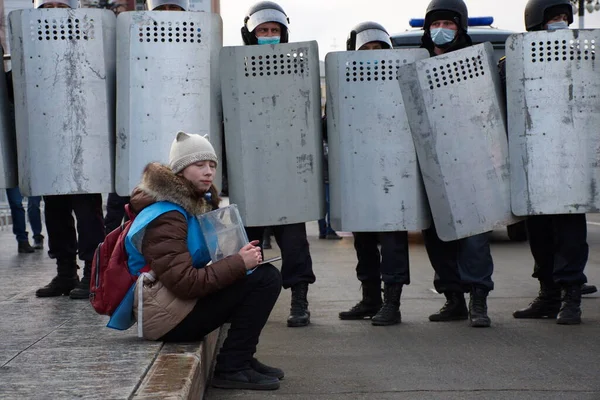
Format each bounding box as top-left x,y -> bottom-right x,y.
0,216 -> 598,399
207,223 -> 600,400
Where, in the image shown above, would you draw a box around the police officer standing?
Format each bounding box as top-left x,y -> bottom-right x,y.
419,0 -> 494,328
500,0 -> 590,325
239,1 -> 316,328
337,22 -> 409,326
32,0 -> 107,300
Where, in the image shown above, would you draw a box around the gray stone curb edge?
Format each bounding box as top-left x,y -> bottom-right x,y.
131,327 -> 221,400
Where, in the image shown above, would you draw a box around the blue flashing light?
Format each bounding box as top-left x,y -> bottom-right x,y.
409,16 -> 494,28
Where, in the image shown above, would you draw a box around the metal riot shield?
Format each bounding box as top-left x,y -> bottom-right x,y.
116,12 -> 223,196
0,61 -> 17,189
398,43 -> 517,241
9,9 -> 116,196
220,41 -> 324,227
325,49 -> 431,232
507,30 -> 600,215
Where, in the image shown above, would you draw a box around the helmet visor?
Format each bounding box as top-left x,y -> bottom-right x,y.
247,8 -> 288,33
356,29 -> 392,50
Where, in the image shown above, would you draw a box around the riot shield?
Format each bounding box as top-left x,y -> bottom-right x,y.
9,9 -> 116,196
220,41 -> 324,227
506,30 -> 600,215
325,49 -> 431,232
0,62 -> 16,189
398,42 -> 517,241
115,11 -> 223,196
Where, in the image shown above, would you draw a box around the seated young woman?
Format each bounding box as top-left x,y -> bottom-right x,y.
128,131 -> 284,391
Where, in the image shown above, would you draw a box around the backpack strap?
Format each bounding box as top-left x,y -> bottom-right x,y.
137,270 -> 156,338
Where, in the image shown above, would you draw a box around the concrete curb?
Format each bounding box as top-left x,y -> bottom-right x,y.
132,328 -> 221,400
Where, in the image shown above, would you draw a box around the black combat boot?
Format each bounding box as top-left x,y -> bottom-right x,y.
287,282 -> 310,327
581,283 -> 597,295
513,281 -> 561,319
18,241 -> 35,253
371,283 -> 402,326
429,292 -> 468,322
69,261 -> 92,300
35,259 -> 79,297
557,284 -> 582,325
469,287 -> 491,328
339,281 -> 382,320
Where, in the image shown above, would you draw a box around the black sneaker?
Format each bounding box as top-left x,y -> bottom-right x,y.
251,358 -> 284,379
212,369 -> 280,390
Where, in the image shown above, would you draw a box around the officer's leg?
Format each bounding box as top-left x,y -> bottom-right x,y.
69,193 -> 106,299
458,233 -> 493,327
36,195 -> 79,297
553,214 -> 588,325
513,215 -> 561,319
371,231 -> 409,326
104,193 -> 130,234
339,232 -> 382,320
273,223 -> 315,327
423,224 -> 467,322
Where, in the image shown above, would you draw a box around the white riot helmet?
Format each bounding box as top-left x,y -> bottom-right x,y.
347,21 -> 392,51
33,0 -> 79,8
242,1 -> 290,45
145,0 -> 189,11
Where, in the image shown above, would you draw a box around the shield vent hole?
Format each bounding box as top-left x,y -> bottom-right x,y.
245,51 -> 307,78
531,38 -> 595,62
138,21 -> 201,43
345,59 -> 404,82
427,55 -> 484,90
33,18 -> 94,41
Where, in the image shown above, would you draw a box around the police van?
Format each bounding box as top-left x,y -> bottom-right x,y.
392,17 -> 528,242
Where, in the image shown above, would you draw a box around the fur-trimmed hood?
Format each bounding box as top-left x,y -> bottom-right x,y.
129,163 -> 219,215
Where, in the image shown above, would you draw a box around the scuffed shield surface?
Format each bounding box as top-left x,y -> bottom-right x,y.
0,61 -> 16,189
9,9 -> 115,196
507,30 -> 600,215
116,12 -> 223,195
220,41 -> 324,226
398,43 -> 517,241
325,49 -> 431,232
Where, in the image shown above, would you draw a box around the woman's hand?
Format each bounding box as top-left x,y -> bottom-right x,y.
238,240 -> 263,270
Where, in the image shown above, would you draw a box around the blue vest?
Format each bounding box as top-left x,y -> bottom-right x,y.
107,201 -> 212,330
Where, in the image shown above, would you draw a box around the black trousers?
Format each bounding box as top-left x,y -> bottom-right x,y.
527,214 -> 588,285
423,223 -> 494,293
44,194 -> 105,262
160,264 -> 282,372
104,193 -> 131,234
352,231 -> 410,285
245,223 -> 316,289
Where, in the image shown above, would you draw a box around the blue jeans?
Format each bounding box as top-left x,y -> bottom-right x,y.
318,183 -> 334,236
6,187 -> 42,243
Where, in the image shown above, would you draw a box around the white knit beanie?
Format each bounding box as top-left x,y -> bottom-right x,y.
169,131 -> 218,174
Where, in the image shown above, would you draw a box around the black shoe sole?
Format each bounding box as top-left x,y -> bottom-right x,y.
287,319 -> 310,327
581,286 -> 597,295
556,318 -> 582,325
211,379 -> 280,390
513,313 -> 559,319
339,314 -> 377,320
372,318 -> 401,326
470,320 -> 491,328
35,291 -> 72,297
428,315 -> 468,322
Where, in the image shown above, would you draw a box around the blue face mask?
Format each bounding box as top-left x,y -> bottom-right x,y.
547,21 -> 569,31
257,36 -> 281,45
430,28 -> 456,46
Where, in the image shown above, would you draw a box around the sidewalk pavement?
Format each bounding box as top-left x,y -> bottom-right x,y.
207,223 -> 600,400
0,227 -> 219,400
1,220 -> 599,399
